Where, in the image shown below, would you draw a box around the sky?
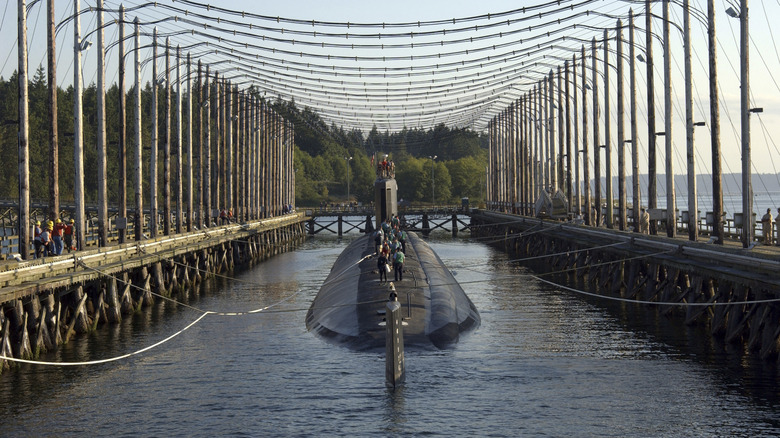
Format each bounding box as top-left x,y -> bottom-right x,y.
3,0 -> 780,183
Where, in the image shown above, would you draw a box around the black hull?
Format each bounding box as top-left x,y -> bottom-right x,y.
306,232 -> 480,351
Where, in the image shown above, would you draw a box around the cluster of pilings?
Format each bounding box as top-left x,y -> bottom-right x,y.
486,0 -> 760,247
471,211 -> 780,361
0,218 -> 306,373
15,0 -> 295,260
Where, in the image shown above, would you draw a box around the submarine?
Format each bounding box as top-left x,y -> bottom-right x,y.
306,162 -> 480,351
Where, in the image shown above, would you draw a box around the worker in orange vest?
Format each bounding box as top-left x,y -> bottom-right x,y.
64,219 -> 75,252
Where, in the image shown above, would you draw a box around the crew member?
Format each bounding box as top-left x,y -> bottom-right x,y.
52,219 -> 65,255
393,249 -> 405,282
64,219 -> 75,252
761,208 -> 773,245
377,252 -> 388,283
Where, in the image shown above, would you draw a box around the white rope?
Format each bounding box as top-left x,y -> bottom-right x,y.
0,311 -> 210,366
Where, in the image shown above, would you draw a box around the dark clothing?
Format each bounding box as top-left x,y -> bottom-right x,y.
377,255 -> 388,282
393,251 -> 405,281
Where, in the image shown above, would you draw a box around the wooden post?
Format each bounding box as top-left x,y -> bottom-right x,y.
630,11 -> 641,233
197,60 -> 203,229
572,55 -> 580,217
739,0 -> 752,247
582,45 -> 591,226
646,0 -> 658,235
708,0 -> 724,244
133,17 -> 143,242
186,53 -> 193,232
548,70 -> 556,191
663,0 -> 676,238
564,62 -> 573,211
176,46 -> 183,234
226,84 -> 233,216
74,0 -> 86,249
204,67 -> 211,226
46,0 -> 59,225
603,29 -> 613,230
215,76 -> 221,212
150,29 -> 158,239
684,0 -> 696,241
118,5 -> 127,244
18,0 -> 30,259
164,38 -> 171,236
592,37 -> 601,227
97,0 -> 108,246
617,20 -> 626,231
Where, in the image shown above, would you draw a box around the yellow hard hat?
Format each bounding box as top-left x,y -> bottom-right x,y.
55,219 -> 61,224
35,221 -> 40,226
70,219 -> 75,223
47,221 -> 54,226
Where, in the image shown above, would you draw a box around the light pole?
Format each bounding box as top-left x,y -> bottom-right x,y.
344,156 -> 352,204
428,155 -> 437,206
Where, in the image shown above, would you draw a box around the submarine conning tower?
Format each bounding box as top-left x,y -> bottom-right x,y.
374,159 -> 398,231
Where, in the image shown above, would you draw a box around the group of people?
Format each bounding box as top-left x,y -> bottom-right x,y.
33,218 -> 76,258
760,208 -> 780,245
376,158 -> 395,179
374,215 -> 407,283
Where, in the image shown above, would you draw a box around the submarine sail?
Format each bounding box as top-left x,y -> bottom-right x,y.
305,159 -> 479,350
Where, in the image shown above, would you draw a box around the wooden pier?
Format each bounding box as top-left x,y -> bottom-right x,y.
471,209 -> 780,360
0,213 -> 306,372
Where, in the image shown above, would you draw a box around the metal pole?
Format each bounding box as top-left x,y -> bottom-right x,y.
96,0 -> 107,246
133,17 -> 143,242
74,0 -> 86,249
740,0 -> 752,248
18,0 -> 30,258
708,0 -> 724,244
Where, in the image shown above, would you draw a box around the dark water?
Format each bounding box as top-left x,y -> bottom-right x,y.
2,232 -> 780,436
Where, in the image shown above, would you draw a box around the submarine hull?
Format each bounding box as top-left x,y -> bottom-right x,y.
306,232 -> 480,351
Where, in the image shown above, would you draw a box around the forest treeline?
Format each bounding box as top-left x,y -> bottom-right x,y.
0,68 -> 488,208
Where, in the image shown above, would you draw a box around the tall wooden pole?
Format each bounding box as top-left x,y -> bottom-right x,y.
186,53 -> 193,232
646,0 -> 658,235
564,63 -> 572,211
708,0 -> 724,244
175,46 -> 183,234
663,0 -> 675,238
226,84 -> 233,215
118,5 -> 127,244
204,66 -> 211,226
197,60 -> 203,229
617,20 -> 626,231
740,0 -> 752,247
582,46 -> 590,226
163,38 -> 171,235
592,37 -> 601,227
150,29 -> 158,238
46,0 -> 58,225
74,0 -> 86,249
572,55 -> 580,217
133,17 -> 143,242
604,29 -> 613,229
215,77 -> 222,211
684,0 -> 696,241
549,70 -> 557,192
630,10 -> 641,233
18,0 -> 30,258
96,0 -> 108,246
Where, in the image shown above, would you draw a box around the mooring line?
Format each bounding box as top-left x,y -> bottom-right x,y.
0,311 -> 211,366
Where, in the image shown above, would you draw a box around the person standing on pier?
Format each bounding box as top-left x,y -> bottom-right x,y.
33,221 -> 42,259
776,208 -> 780,247
40,223 -> 52,257
761,209 -> 773,245
640,208 -> 650,234
52,219 -> 65,255
64,219 -> 75,252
